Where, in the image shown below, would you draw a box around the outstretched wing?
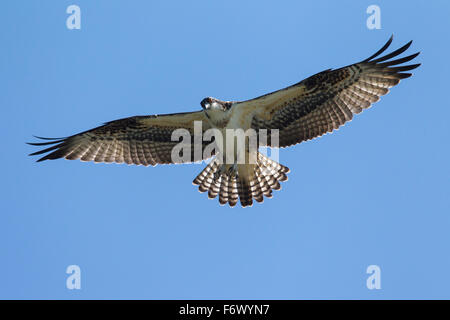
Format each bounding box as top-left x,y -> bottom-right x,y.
245,36 -> 420,147
28,111 -> 212,165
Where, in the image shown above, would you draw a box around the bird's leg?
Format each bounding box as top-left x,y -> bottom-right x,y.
214,165 -> 226,180
227,161 -> 239,178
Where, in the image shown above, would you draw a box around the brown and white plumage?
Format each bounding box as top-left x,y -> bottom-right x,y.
247,35 -> 420,147
29,36 -> 420,207
29,111 -> 212,165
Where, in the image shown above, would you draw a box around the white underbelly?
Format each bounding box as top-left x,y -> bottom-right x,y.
213,107 -> 254,164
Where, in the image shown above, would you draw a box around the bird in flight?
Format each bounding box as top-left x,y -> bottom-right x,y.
29,36 -> 420,207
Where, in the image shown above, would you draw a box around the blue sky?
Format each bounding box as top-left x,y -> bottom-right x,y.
1,1 -> 449,299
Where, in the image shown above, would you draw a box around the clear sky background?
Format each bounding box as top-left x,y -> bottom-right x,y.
1,1 -> 449,299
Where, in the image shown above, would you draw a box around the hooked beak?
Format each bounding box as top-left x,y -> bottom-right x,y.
201,103 -> 211,119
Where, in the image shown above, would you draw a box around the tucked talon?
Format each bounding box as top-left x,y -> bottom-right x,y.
227,163 -> 238,178
214,165 -> 226,180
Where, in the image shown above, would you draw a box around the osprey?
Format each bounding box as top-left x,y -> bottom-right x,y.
29,36 -> 420,207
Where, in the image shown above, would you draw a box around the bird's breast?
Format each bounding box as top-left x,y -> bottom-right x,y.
211,106 -> 255,162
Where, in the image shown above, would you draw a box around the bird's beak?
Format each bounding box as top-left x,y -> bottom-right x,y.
201,103 -> 211,119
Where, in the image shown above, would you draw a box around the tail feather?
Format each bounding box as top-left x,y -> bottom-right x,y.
219,176 -> 229,205
250,174 -> 264,203
228,176 -> 239,207
255,165 -> 273,198
192,152 -> 289,207
237,176 -> 253,207
208,175 -> 221,199
192,160 -> 214,185
195,159 -> 220,193
258,169 -> 271,197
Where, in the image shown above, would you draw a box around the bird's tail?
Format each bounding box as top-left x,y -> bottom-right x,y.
193,152 -> 289,207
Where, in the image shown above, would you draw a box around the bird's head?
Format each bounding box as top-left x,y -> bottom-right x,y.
200,97 -> 231,112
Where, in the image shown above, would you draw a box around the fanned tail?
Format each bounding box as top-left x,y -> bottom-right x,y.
192,153 -> 289,208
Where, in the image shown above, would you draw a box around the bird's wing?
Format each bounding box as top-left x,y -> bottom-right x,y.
28,110 -> 213,165
242,36 -> 420,147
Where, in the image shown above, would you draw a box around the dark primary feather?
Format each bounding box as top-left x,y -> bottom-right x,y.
28,111 -> 213,165
251,35 -> 421,147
